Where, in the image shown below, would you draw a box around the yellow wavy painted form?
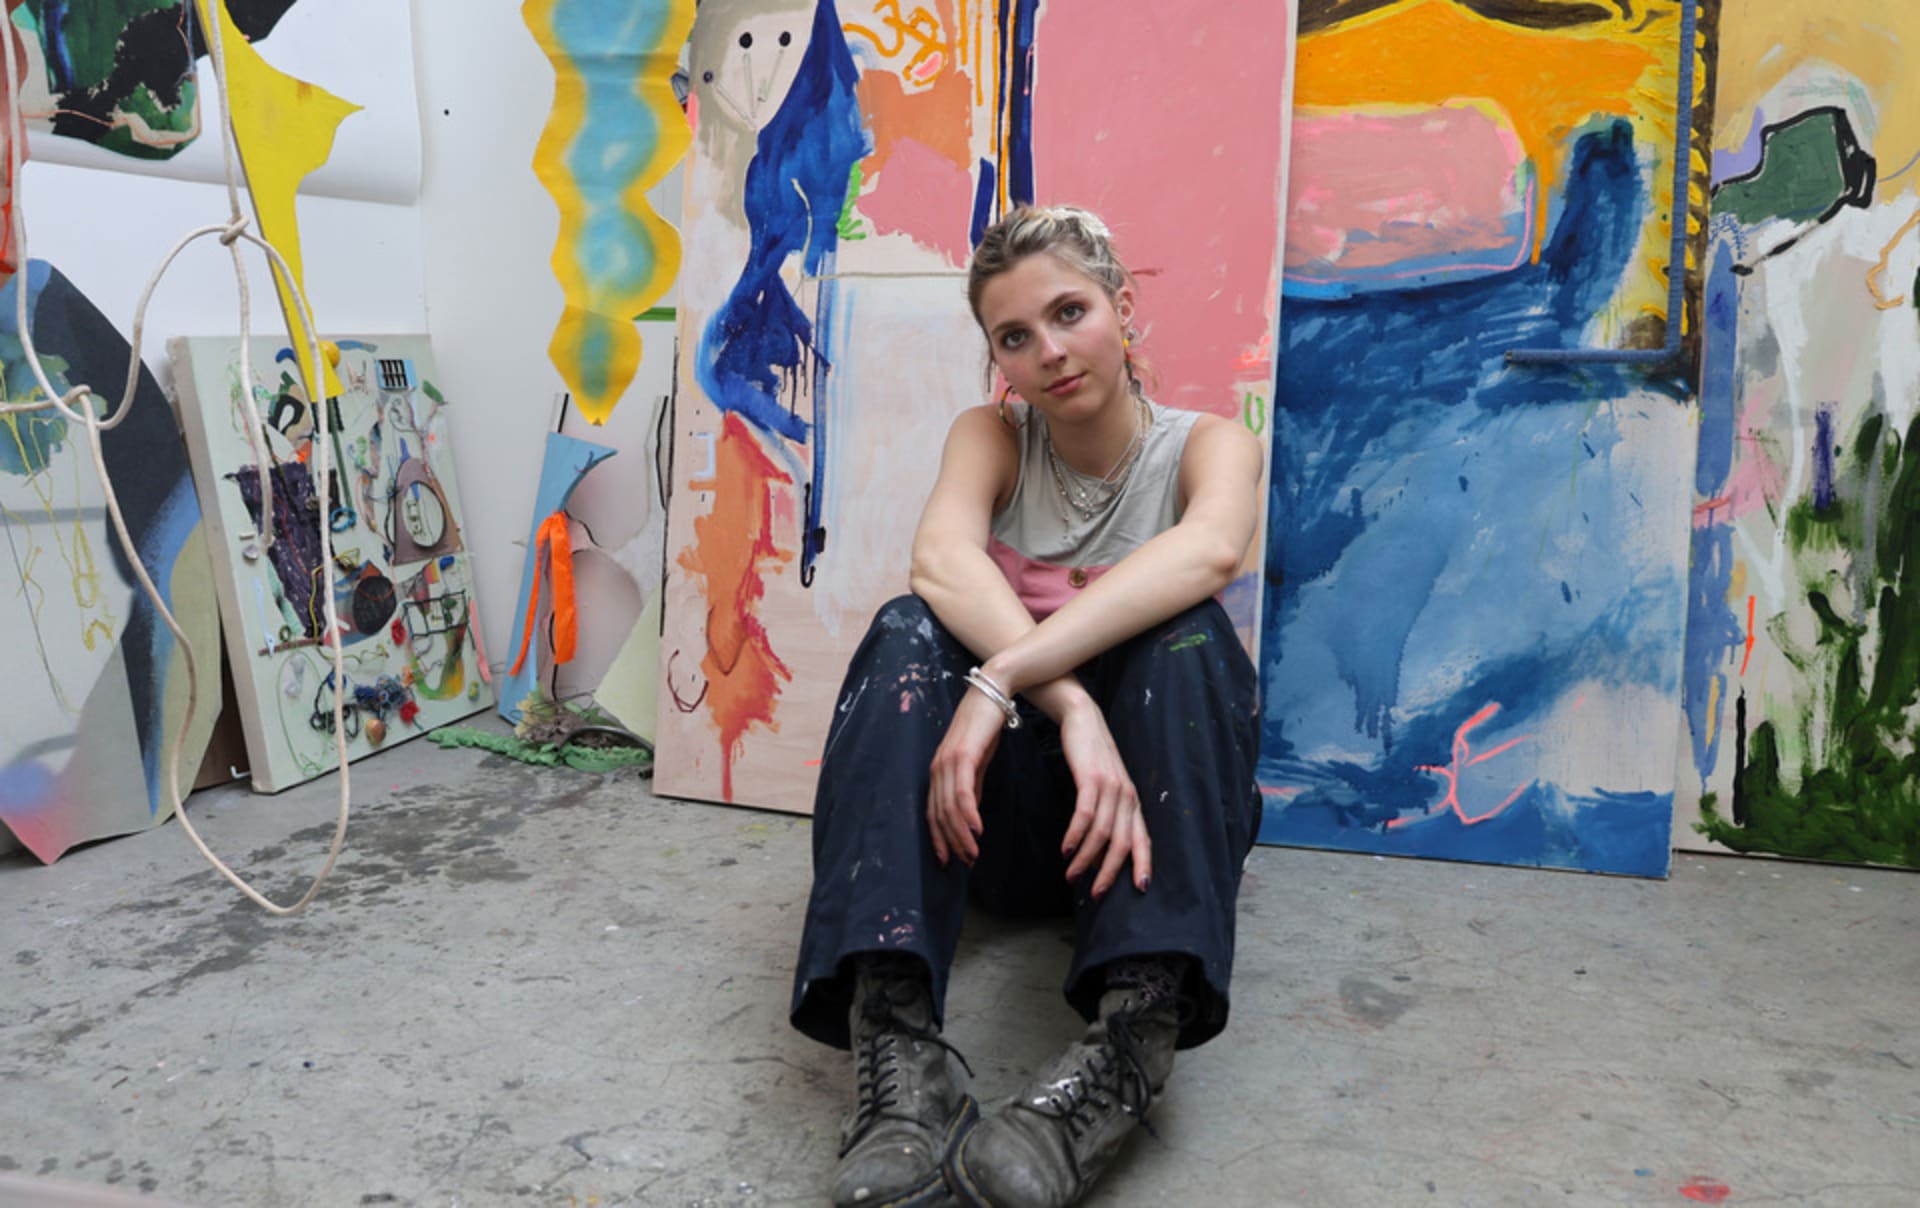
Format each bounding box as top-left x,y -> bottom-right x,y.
524,0 -> 694,425
192,0 -> 355,400
1297,0 -> 1688,327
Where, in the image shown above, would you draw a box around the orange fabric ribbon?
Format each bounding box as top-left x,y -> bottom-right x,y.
509,511 -> 577,676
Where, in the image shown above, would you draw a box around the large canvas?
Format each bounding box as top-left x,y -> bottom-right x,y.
656,0 -> 1297,809
169,335 -> 493,792
1676,4 -> 1920,867
0,261 -> 221,862
1256,0 -> 1714,877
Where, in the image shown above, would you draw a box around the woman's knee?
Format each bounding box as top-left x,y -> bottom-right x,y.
872,593 -> 938,634
852,594 -> 953,666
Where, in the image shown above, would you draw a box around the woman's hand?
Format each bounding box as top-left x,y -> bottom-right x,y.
1058,697 -> 1152,897
927,689 -> 1007,866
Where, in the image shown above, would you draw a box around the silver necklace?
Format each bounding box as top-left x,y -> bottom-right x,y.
1041,395 -> 1151,520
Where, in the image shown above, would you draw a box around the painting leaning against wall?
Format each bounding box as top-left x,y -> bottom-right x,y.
170,335 -> 494,793
1257,0 -> 1718,877
654,0 -> 1296,811
0,262 -> 221,862
1677,1 -> 1920,869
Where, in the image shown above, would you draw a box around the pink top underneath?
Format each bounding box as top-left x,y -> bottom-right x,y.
987,538 -> 1114,621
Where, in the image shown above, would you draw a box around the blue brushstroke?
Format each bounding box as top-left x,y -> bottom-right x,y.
41,1 -> 75,93
1812,408 -> 1835,509
127,473 -> 203,813
1258,123 -> 1689,878
1694,239 -> 1740,495
970,158 -> 999,249
1680,234 -> 1746,785
698,0 -> 867,449
1000,0 -> 1038,206
802,260 -> 837,585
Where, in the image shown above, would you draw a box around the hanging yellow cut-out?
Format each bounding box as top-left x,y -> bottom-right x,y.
192,0 -> 359,400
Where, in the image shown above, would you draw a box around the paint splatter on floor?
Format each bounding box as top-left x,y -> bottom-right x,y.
1679,1176 -> 1732,1202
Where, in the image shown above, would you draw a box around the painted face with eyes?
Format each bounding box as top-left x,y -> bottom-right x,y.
690,0 -> 813,133
976,252 -> 1134,426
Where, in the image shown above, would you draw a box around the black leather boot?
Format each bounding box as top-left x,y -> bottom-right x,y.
834,956 -> 979,1207
945,962 -> 1183,1208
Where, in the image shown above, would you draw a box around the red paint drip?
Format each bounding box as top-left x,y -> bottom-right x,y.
1679,1177 -> 1731,1203
1739,594 -> 1756,677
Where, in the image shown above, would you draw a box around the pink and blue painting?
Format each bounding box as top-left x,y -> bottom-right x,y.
655,0 -> 1295,810
1255,0 -> 1711,877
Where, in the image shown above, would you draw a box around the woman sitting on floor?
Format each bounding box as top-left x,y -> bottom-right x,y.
790,204 -> 1265,1208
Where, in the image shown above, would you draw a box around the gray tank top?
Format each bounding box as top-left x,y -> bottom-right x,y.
987,399 -> 1201,619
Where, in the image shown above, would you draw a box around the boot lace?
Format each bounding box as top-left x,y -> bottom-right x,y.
1011,1008 -> 1159,1177
840,992 -> 974,1158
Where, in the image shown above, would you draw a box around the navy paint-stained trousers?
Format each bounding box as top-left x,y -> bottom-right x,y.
789,594 -> 1261,1052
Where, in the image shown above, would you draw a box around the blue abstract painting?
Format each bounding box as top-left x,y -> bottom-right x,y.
1259,35 -> 1699,881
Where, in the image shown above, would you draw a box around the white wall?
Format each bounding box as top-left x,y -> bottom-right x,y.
19,162 -> 426,393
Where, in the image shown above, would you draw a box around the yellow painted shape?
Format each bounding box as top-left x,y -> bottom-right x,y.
1715,7 -> 1920,172
193,0 -> 357,400
524,0 -> 694,425
1296,0 -> 1667,265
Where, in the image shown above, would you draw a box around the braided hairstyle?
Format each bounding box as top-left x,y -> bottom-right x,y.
967,205 -> 1147,397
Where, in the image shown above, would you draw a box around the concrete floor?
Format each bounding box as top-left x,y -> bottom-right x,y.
3,734 -> 1917,1208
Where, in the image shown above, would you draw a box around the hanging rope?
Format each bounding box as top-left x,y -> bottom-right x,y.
0,2 -> 353,915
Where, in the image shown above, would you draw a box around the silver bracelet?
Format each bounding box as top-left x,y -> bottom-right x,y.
964,666 -> 1022,729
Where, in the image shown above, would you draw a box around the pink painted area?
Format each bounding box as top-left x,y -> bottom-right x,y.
987,537 -> 1110,620
1694,379 -> 1789,528
1031,5 -> 1292,415
1286,106 -> 1527,279
860,135 -> 975,264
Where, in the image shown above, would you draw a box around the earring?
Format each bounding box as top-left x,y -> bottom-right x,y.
997,382 -> 1026,429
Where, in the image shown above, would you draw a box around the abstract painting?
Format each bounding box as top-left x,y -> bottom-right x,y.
1677,2 -> 1920,868
0,261 -> 221,862
1257,0 -> 1716,876
654,0 -> 1296,810
169,335 -> 493,792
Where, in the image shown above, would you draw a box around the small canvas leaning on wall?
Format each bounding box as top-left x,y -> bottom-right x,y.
170,335 -> 493,792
